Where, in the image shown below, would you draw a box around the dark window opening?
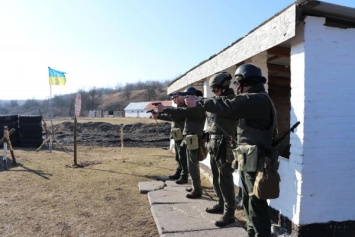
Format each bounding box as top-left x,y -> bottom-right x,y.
267,46 -> 291,158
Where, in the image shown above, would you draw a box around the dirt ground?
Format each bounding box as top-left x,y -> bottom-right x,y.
0,117 -> 246,237
53,118 -> 172,148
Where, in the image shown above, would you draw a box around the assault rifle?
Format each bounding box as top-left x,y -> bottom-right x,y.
272,121 -> 300,147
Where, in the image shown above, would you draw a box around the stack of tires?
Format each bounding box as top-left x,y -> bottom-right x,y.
18,115 -> 43,148
0,115 -> 19,147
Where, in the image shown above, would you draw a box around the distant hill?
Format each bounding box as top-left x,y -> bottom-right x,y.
0,100 -> 26,106
0,81 -> 171,118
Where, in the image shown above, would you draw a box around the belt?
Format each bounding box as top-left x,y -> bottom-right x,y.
210,134 -> 223,140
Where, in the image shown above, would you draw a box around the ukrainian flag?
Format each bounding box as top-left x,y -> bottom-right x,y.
48,67 -> 66,85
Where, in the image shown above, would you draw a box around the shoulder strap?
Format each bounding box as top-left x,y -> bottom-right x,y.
263,93 -> 278,141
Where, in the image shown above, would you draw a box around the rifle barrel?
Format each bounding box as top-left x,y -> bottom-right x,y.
272,121 -> 300,147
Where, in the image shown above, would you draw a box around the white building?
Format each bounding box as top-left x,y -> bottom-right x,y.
124,102 -> 151,118
167,1 -> 355,236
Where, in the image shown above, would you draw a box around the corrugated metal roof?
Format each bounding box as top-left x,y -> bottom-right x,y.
124,102 -> 150,110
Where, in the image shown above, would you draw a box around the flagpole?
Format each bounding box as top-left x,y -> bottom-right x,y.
48,66 -> 66,153
49,84 -> 54,153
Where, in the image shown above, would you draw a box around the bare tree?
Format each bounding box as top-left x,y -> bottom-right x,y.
87,87 -> 103,110
145,88 -> 157,101
9,100 -> 19,107
124,83 -> 134,100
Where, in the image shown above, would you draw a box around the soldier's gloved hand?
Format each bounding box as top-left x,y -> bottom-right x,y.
157,104 -> 165,113
185,95 -> 198,108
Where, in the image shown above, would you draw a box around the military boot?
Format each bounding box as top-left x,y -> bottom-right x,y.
186,191 -> 202,199
185,186 -> 193,192
206,204 -> 223,214
215,209 -> 235,227
168,169 -> 181,180
175,176 -> 188,184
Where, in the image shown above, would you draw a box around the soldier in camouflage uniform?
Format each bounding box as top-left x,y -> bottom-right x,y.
186,64 -> 277,236
204,72 -> 239,227
157,87 -> 206,198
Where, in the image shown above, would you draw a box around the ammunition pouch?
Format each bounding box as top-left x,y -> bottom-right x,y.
184,134 -> 199,150
232,144 -> 258,172
171,128 -> 183,141
183,135 -> 207,161
198,138 -> 208,161
249,156 -> 280,200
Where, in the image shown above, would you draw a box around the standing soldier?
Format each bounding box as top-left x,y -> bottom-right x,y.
152,93 -> 188,183
204,72 -> 239,227
157,87 -> 206,198
185,64 -> 277,236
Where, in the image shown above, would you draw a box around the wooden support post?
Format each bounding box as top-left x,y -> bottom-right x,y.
36,126 -> 70,155
1,126 -> 17,169
120,124 -> 125,161
74,116 -> 78,166
3,142 -> 7,170
0,128 -> 15,145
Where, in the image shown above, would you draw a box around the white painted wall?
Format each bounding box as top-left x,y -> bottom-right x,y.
273,16 -> 355,225
271,19 -> 306,226
301,15 -> 355,224
125,110 -> 151,118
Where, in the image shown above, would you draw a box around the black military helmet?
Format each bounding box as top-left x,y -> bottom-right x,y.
184,86 -> 196,94
209,72 -> 232,88
194,89 -> 203,97
168,91 -> 178,97
234,64 -> 266,85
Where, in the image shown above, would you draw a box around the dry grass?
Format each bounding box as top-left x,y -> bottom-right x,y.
1,146 -> 175,237
1,117 -> 247,236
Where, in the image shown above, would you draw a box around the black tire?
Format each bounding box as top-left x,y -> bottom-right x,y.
18,131 -> 43,139
0,134 -> 19,148
18,115 -> 42,123
18,126 -> 43,134
19,137 -> 43,147
0,120 -> 18,128
18,121 -> 42,127
0,115 -> 18,122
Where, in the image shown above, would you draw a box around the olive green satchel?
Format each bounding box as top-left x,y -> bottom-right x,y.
250,156 -> 280,200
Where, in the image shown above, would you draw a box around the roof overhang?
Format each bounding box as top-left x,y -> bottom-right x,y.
167,0 -> 355,94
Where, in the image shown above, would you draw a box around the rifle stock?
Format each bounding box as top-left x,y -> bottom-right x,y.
272,121 -> 300,147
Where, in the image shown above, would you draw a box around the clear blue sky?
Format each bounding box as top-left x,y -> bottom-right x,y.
1,0 -> 354,100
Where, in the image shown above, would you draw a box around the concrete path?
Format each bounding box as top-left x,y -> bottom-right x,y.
139,178 -> 248,237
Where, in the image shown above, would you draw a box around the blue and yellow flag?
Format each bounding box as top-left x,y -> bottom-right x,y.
48,67 -> 66,85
